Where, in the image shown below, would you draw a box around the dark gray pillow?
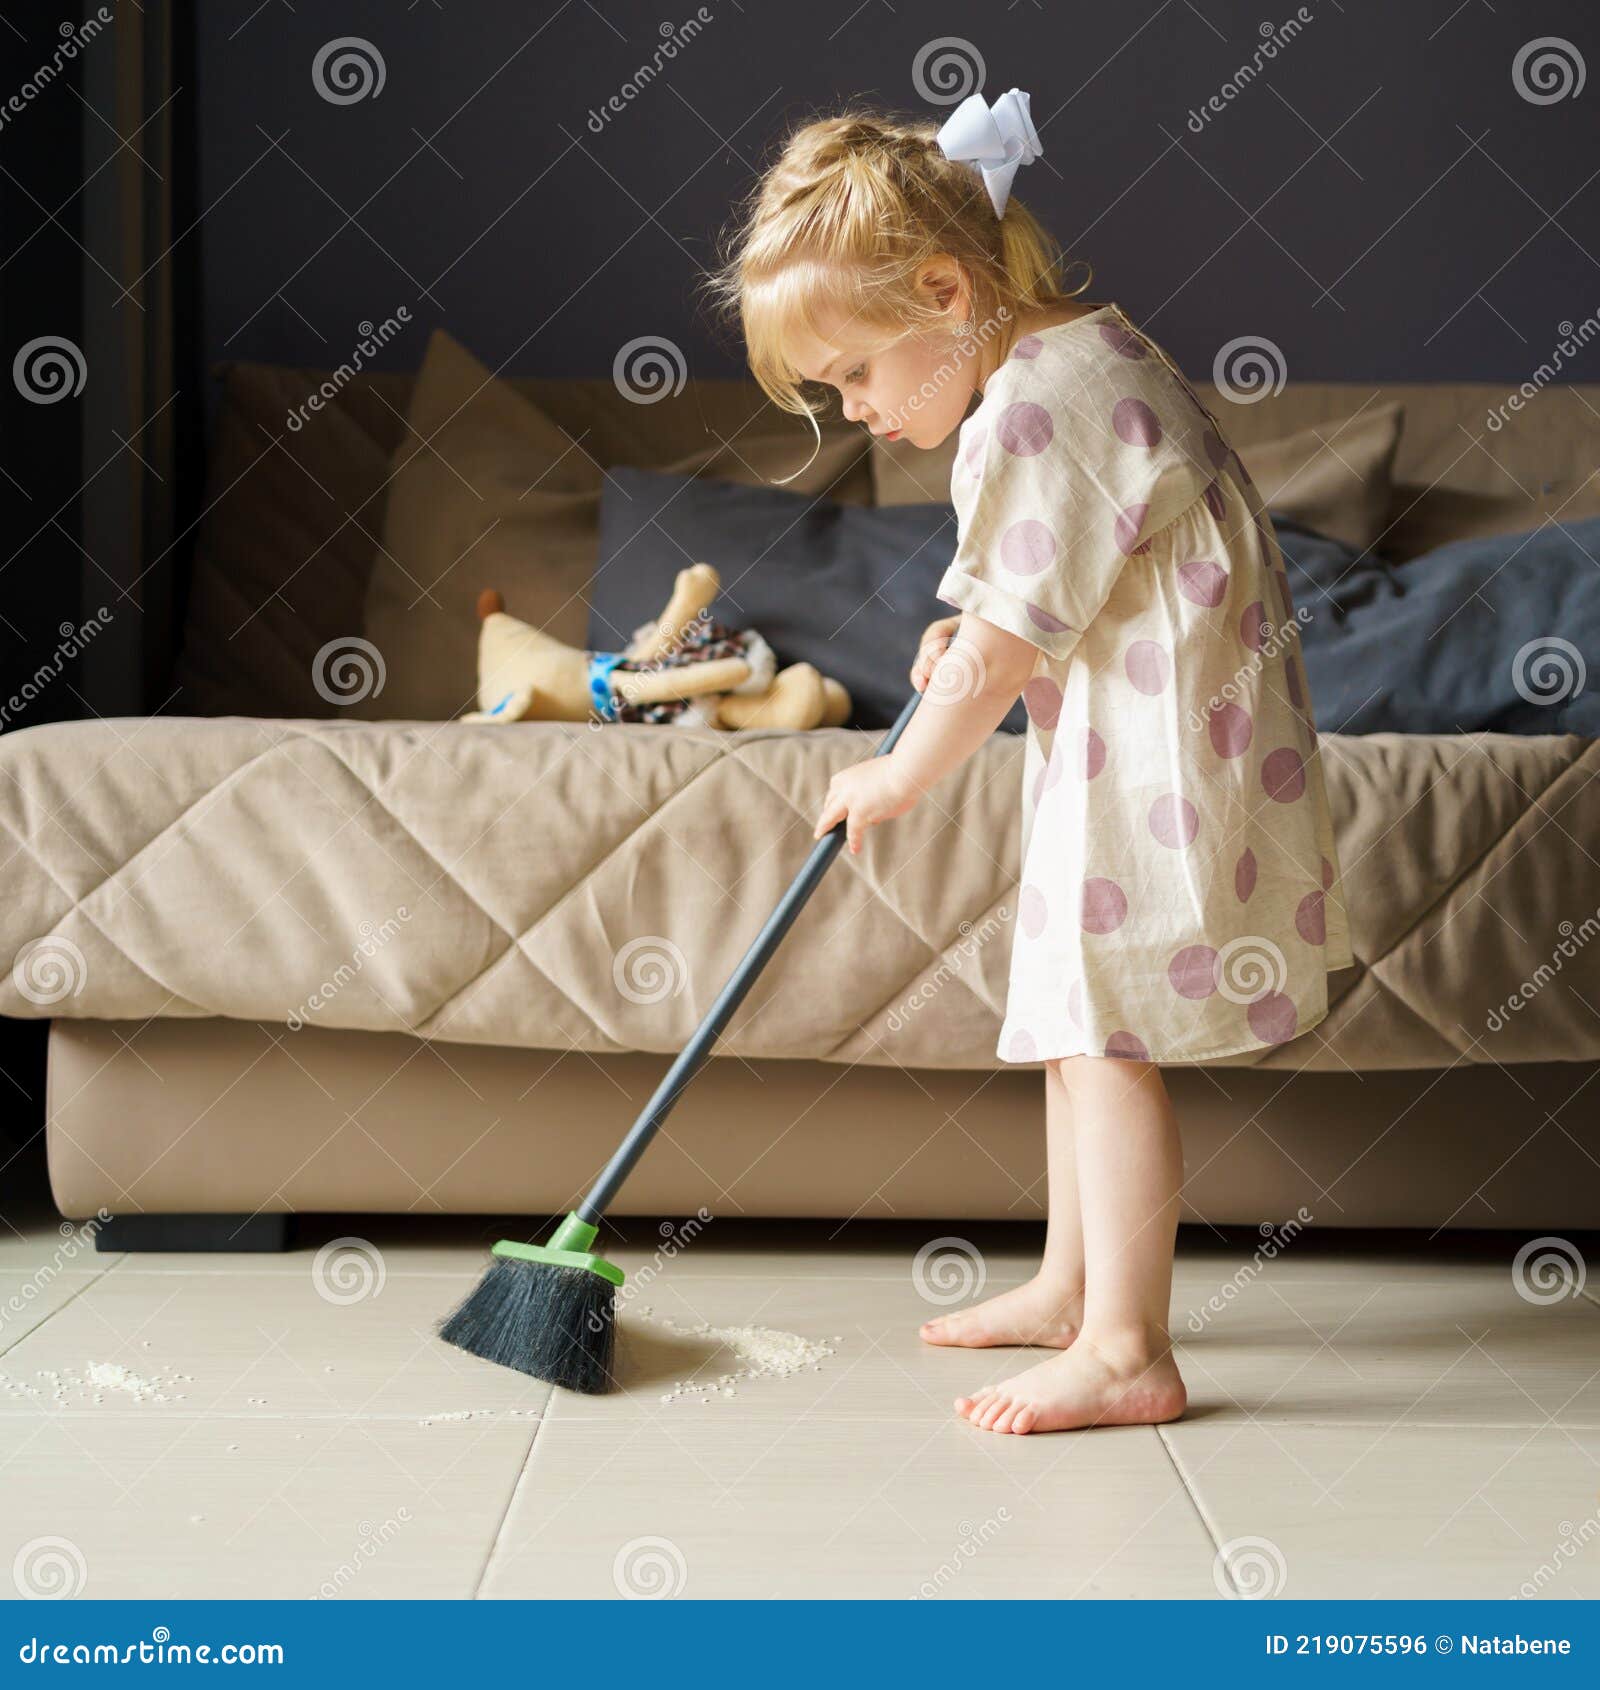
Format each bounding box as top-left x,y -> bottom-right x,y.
1285,514 -> 1600,736
589,466 -> 1029,731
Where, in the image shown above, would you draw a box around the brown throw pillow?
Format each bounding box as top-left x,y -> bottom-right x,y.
1238,401 -> 1404,552
174,362 -> 404,718
361,331 -> 872,720
873,396 -> 1403,555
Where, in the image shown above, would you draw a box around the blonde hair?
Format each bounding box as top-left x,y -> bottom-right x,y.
703,103 -> 1089,483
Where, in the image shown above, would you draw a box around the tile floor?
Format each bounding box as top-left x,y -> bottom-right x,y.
1,1174 -> 1597,1601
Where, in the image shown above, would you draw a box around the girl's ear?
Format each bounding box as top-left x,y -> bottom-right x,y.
921,255 -> 965,315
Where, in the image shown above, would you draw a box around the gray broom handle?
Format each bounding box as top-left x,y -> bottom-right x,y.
577,690 -> 923,1222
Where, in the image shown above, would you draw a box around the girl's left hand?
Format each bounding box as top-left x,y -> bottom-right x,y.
813,758 -> 920,854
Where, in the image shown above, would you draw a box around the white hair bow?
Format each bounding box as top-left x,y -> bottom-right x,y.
934,87 -> 1042,218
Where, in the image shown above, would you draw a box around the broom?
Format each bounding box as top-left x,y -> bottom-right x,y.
439,690 -> 924,1392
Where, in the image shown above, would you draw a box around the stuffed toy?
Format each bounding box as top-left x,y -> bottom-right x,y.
463,563 -> 852,731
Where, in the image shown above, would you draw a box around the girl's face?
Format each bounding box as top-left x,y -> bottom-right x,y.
791,295 -> 982,450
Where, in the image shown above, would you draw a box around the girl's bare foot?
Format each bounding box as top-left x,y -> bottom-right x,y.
918,1276 -> 1084,1349
954,1328 -> 1187,1434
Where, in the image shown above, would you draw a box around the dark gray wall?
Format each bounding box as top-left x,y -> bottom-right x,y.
195,1 -> 1600,387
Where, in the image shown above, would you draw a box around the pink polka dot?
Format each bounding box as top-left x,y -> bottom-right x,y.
997,400 -> 1053,456
1235,847 -> 1258,903
1233,449 -> 1256,489
1262,747 -> 1307,802
1240,601 -> 1267,652
1112,397 -> 1163,448
1295,889 -> 1326,945
1082,726 -> 1107,780
1000,518 -> 1056,576
1321,856 -> 1334,889
962,429 -> 987,477
1081,877 -> 1127,934
1169,945 -> 1220,999
1020,884 -> 1049,940
1285,654 -> 1304,708
1105,1031 -> 1150,1061
1248,992 -> 1298,1046
1007,1027 -> 1038,1062
1203,428 -> 1228,470
1022,676 -> 1062,730
1208,700 -> 1253,759
1011,334 -> 1044,359
1099,323 -> 1147,359
1114,503 -> 1149,555
1149,792 -> 1199,849
1125,639 -> 1171,694
1178,559 -> 1228,608
1026,601 -> 1071,635
1203,479 -> 1226,521
1067,979 -> 1084,1026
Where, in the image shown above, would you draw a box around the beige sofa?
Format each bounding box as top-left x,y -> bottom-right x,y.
7,347 -> 1600,1240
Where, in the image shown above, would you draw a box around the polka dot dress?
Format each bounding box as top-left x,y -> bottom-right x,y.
937,303 -> 1353,1065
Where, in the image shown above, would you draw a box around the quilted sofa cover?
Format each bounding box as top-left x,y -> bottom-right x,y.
2,715 -> 1597,1071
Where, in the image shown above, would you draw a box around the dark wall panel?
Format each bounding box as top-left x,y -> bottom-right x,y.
194,1 -> 1599,386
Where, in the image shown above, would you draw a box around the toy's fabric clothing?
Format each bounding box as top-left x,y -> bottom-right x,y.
936,302 -> 1352,1064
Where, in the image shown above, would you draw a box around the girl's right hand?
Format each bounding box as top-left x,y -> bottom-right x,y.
910,615 -> 961,693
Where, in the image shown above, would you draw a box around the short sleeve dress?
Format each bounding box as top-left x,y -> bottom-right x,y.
936,302 -> 1353,1065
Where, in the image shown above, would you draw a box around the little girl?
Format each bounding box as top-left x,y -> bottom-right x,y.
711,93 -> 1351,1435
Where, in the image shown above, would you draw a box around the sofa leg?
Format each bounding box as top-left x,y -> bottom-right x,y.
93,1213 -> 295,1253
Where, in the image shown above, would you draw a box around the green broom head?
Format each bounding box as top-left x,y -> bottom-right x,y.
439,1212 -> 625,1394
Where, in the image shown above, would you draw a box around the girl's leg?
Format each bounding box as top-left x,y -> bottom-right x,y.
954,1055 -> 1187,1434
1039,1055 -> 1088,1291
918,1059 -> 1086,1348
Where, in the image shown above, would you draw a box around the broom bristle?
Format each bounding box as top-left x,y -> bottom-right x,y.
439,1255 -> 617,1393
